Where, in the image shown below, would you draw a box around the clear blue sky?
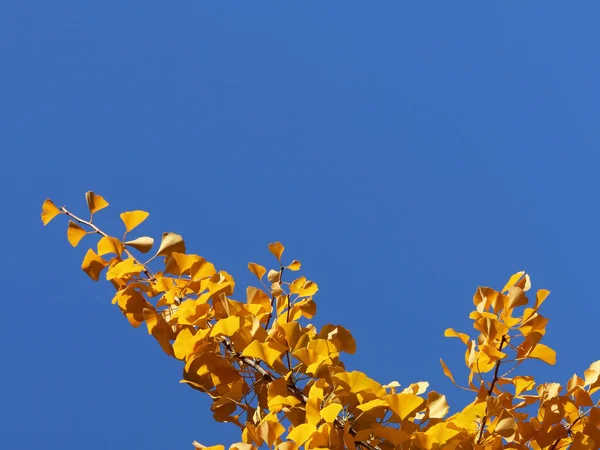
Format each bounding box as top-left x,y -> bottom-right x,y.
2,2 -> 599,449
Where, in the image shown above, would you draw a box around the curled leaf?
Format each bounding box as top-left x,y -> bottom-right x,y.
41,199 -> 62,225
81,249 -> 108,281
156,232 -> 186,257
124,236 -> 154,253
287,260 -> 301,271
440,358 -> 455,384
67,220 -> 87,247
85,191 -> 109,214
120,210 -> 150,233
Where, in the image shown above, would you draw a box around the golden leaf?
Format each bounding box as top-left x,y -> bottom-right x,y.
289,276 -> 318,297
440,358 -> 455,384
287,423 -> 316,447
120,210 -> 150,233
192,443 -> 224,450
248,262 -> 266,281
286,260 -> 301,271
427,392 -> 449,419
97,236 -> 124,257
156,232 -> 186,257
502,271 -> 525,293
242,340 -> 286,367
267,269 -> 280,282
81,249 -> 108,281
124,236 -> 154,253
444,328 -> 470,345
210,316 -> 242,337
385,393 -> 426,420
268,241 -> 285,261
67,220 -> 87,247
41,199 -> 62,225
529,343 -> 556,365
356,399 -> 388,413
85,191 -> 109,214
106,258 -> 144,280
320,403 -> 343,423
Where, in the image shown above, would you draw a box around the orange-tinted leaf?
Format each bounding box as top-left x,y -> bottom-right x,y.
124,236 -> 154,253
287,260 -> 301,271
120,210 -> 150,233
156,232 -> 186,256
97,236 -> 124,257
67,220 -> 87,247
85,191 -> 109,214
41,199 -> 62,225
81,249 -> 108,281
248,262 -> 266,281
268,242 -> 285,261
440,358 -> 455,384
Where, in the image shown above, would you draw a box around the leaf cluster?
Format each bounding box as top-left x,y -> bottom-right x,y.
42,194 -> 600,450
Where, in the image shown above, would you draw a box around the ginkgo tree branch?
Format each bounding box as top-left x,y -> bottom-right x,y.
476,334 -> 507,444
60,206 -> 154,280
41,194 -> 599,450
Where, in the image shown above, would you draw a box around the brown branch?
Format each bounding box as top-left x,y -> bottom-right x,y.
61,206 -> 153,279
220,338 -> 380,450
476,334 -> 507,444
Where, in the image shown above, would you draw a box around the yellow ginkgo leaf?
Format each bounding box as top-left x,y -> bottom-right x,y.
81,249 -> 108,281
120,210 -> 150,233
385,393 -> 426,421
440,358 -> 455,384
320,402 -> 343,424
41,199 -> 62,225
242,340 -> 286,367
85,191 -> 109,214
192,443 -> 224,450
289,276 -> 318,297
67,220 -> 87,247
502,271 -> 525,293
287,423 -> 316,447
97,236 -> 124,257
248,262 -> 266,281
528,343 -> 556,365
286,260 -> 301,271
124,236 -> 154,253
156,232 -> 186,257
444,328 -> 470,345
427,392 -> 449,419
268,242 -> 285,261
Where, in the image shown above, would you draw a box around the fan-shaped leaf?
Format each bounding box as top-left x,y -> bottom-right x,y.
67,220 -> 87,247
85,191 -> 109,214
120,210 -> 150,233
41,199 -> 62,225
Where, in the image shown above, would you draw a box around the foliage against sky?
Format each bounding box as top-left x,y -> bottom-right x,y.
42,194 -> 600,449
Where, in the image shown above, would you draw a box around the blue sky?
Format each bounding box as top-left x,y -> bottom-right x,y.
2,2 -> 600,449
